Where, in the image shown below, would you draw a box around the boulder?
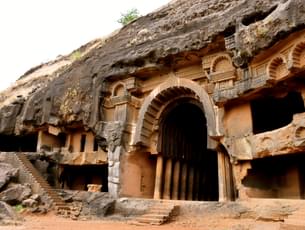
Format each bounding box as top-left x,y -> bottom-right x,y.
59,190 -> 115,217
80,192 -> 115,217
0,163 -> 18,191
90,198 -> 115,217
28,206 -> 47,214
0,201 -> 19,221
22,198 -> 38,208
30,194 -> 40,202
0,183 -> 31,205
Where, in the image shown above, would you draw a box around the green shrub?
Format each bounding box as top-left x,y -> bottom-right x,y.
14,204 -> 24,213
117,8 -> 140,26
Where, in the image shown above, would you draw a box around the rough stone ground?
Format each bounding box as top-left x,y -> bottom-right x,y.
1,198 -> 303,230
0,213 -> 281,230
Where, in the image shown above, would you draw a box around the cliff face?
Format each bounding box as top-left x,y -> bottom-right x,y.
0,0 -> 305,135
0,39 -> 104,134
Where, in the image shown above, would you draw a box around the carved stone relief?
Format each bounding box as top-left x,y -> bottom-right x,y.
112,83 -> 126,97
291,41 -> 305,69
267,55 -> 289,81
202,53 -> 237,93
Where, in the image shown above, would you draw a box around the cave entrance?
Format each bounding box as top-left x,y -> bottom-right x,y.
154,100 -> 219,201
242,153 -> 305,199
59,164 -> 108,192
251,91 -> 305,134
0,134 -> 38,152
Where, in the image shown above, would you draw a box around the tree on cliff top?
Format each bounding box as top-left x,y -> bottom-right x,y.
117,8 -> 140,26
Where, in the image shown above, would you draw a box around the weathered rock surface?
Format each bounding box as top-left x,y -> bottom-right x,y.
0,39 -> 103,135
22,198 -> 38,208
0,0 -> 304,137
22,194 -> 41,208
0,163 -> 18,191
59,190 -> 115,218
0,201 -> 20,222
0,183 -> 32,205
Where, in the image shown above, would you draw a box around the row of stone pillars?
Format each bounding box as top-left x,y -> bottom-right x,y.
153,153 -> 233,201
153,155 -> 201,200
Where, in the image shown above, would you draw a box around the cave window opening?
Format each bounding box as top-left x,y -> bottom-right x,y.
58,133 -> 67,147
223,25 -> 236,37
251,91 -> 305,134
80,134 -> 86,152
0,134 -> 38,152
242,154 -> 305,199
241,5 -> 277,26
93,138 -> 99,151
59,164 -> 108,192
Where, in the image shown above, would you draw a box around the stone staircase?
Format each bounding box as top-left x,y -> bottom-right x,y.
131,201 -> 179,225
15,153 -> 73,216
281,208 -> 305,230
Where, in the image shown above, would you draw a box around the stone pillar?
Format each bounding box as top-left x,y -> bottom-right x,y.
217,152 -> 226,202
108,145 -> 122,198
163,158 -> 173,200
172,160 -> 180,200
187,166 -> 194,200
224,153 -> 235,201
180,162 -> 188,200
36,130 -> 43,152
66,134 -> 72,148
106,111 -> 125,198
193,167 -> 200,201
153,155 -> 164,199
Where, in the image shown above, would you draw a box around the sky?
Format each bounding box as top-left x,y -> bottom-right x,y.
0,0 -> 170,91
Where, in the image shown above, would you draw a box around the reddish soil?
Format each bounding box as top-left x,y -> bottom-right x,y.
0,213 -> 281,230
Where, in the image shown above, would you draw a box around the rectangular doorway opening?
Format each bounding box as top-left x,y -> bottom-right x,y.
242,153 -> 305,199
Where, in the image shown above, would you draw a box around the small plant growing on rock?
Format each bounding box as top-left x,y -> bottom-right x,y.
117,8 -> 140,26
14,204 -> 24,213
70,51 -> 82,61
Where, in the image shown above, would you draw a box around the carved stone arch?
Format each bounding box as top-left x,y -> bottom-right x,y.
210,54 -> 234,73
157,96 -> 203,125
112,82 -> 126,97
291,41 -> 305,68
267,55 -> 288,80
133,77 -> 219,149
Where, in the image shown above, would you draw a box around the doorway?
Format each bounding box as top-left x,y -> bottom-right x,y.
154,100 -> 219,201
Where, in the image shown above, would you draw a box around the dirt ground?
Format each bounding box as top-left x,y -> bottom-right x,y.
0,213 -> 281,230
2,199 -> 301,230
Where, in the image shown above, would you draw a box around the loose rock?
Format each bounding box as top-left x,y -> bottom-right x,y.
0,183 -> 32,205
0,163 -> 18,191
0,201 -> 20,222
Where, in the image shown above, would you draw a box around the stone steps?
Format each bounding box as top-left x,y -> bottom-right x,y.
15,153 -> 72,216
135,217 -> 165,225
131,201 -> 179,226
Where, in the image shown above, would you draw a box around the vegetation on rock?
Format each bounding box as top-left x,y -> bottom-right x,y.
117,8 -> 140,26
